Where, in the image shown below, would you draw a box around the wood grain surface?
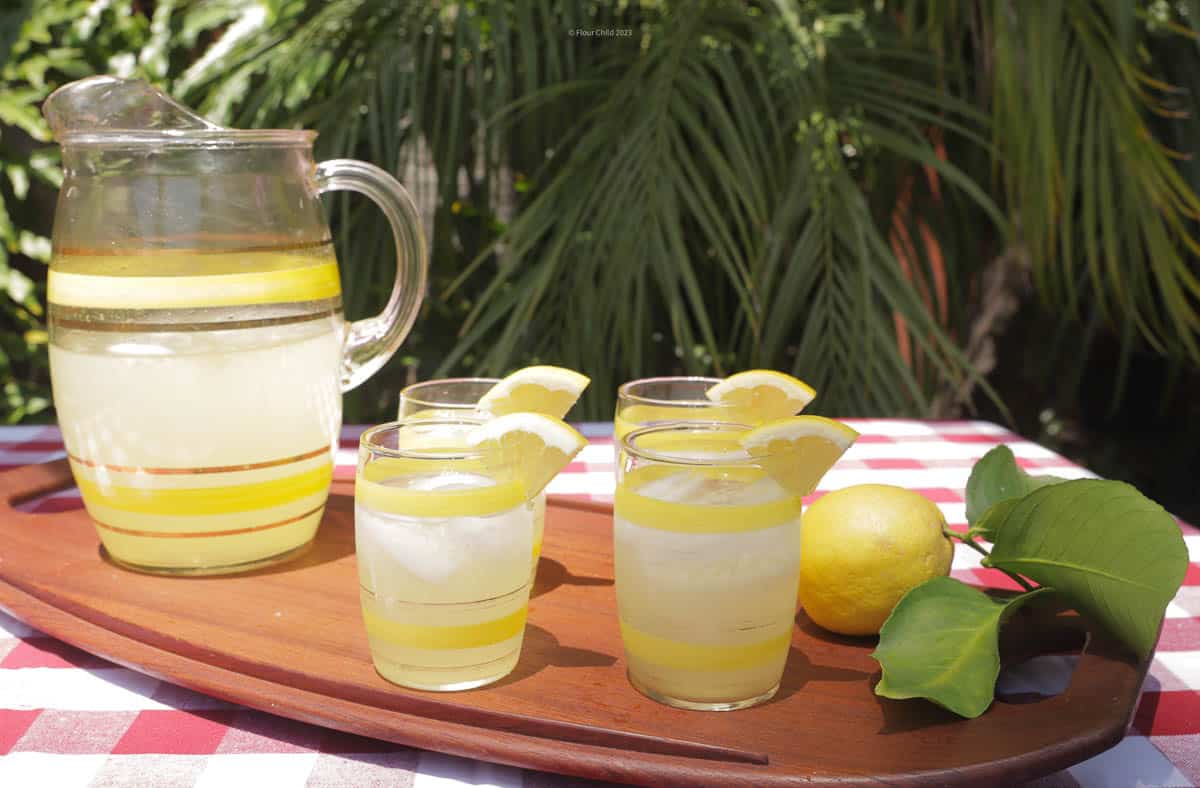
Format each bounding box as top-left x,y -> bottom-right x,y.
0,459 -> 1148,786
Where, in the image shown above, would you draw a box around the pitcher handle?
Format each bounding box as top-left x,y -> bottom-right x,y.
314,159 -> 428,392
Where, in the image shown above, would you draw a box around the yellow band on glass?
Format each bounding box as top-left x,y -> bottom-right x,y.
619,619 -> 790,672
355,476 -> 524,518
48,261 -> 342,309
615,467 -> 801,534
74,463 -> 333,516
362,605 -> 528,650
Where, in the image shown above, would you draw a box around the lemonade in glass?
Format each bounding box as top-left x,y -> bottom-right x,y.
398,369 -> 589,563
614,422 -> 804,710
356,414 -> 585,691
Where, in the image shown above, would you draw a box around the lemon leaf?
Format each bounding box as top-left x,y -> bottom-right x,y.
872,578 -> 1052,718
965,445 -> 1068,540
983,479 -> 1189,660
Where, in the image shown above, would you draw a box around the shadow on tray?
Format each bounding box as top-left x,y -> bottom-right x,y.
531,557 -> 614,599
487,623 -> 617,689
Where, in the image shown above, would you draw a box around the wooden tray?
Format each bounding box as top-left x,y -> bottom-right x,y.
0,459 -> 1148,786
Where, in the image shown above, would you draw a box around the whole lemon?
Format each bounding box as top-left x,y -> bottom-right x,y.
799,484 -> 953,636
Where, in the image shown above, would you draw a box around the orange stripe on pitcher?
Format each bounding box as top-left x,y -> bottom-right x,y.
91,504 -> 325,539
67,444 -> 332,475
49,303 -> 341,334
55,236 -> 335,256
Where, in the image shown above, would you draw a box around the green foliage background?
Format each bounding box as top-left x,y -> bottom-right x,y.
0,0 -> 219,422
2,1 -> 1200,428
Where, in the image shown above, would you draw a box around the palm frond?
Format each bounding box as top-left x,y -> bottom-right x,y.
169,0 -> 1200,423
432,1 -> 1003,418
990,0 -> 1200,360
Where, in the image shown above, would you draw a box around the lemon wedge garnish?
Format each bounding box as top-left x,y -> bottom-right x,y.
741,416 -> 858,496
467,412 -> 587,498
477,365 -> 591,419
705,370 -> 816,422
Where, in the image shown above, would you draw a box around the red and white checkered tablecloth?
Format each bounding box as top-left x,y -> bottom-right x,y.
0,420 -> 1197,787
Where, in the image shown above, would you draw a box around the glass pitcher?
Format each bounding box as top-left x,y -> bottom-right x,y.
41,76 -> 428,575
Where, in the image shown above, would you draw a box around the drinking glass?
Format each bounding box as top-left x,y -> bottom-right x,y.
397,378 -> 498,420
356,418 -> 537,691
614,422 -> 802,710
614,376 -> 738,441
399,378 -> 547,563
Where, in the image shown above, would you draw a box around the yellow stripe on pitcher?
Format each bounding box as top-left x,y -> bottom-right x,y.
619,619 -> 791,672
48,261 -> 341,310
75,462 -> 333,516
92,504 -> 325,538
361,605 -> 528,650
93,506 -> 325,569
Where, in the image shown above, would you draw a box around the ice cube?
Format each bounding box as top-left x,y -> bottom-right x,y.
358,507 -> 468,584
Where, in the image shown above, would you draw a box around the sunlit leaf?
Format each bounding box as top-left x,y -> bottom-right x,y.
985,479 -> 1189,659
965,445 -> 1068,538
873,578 -> 1051,718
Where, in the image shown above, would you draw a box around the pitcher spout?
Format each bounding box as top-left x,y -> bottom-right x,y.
43,76 -> 313,149
43,75 -> 223,140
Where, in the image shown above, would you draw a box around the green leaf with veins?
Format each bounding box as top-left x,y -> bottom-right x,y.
873,578 -> 1052,718
984,479 -> 1188,660
965,445 -> 1067,540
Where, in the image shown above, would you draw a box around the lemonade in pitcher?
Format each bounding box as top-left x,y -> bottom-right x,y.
43,76 -> 428,574
49,245 -> 343,572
